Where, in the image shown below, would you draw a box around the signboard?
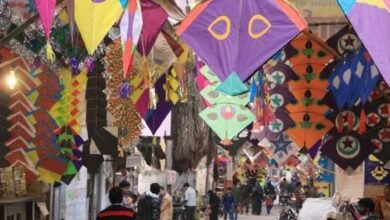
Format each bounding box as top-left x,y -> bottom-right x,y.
126,155 -> 142,168
166,170 -> 177,185
138,171 -> 167,193
65,167 -> 87,220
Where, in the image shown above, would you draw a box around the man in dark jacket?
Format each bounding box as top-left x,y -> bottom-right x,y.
251,180 -> 263,215
96,187 -> 136,220
137,183 -> 161,220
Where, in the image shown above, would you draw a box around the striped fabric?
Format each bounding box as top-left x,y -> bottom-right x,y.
97,205 -> 136,220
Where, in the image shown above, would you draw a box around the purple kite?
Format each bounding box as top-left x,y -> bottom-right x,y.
177,0 -> 307,95
338,0 -> 390,87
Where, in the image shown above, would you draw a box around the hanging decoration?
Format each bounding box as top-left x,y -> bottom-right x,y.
75,0 -> 127,55
268,132 -> 299,165
137,0 -> 168,56
177,0 -> 307,96
83,59 -> 117,173
120,0 -> 143,79
34,0 -> 56,61
49,69 -> 87,184
364,80 -> 390,164
365,155 -> 390,185
285,32 -> 335,149
338,0 -> 390,86
198,66 -> 255,144
328,47 -> 380,110
321,109 -> 375,171
104,39 -> 141,149
26,66 -> 70,183
251,62 -> 295,148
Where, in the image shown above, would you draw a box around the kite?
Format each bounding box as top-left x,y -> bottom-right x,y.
365,80 -> 390,164
251,63 -> 296,147
268,132 -> 299,165
365,155 -> 390,185
326,25 -> 361,57
328,47 -> 380,110
198,66 -> 255,143
137,0 -> 168,56
322,108 -> 376,171
104,39 -> 141,147
177,0 -> 307,95
75,0 -> 127,55
143,75 -> 172,136
120,0 -> 143,79
34,0 -> 56,61
199,93 -> 255,142
285,33 -> 336,149
338,0 -> 390,87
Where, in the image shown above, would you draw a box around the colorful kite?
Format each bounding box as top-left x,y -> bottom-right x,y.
326,25 -> 361,56
338,0 -> 390,86
75,0 -> 127,55
137,0 -> 168,56
365,155 -> 390,185
34,0 -> 56,60
251,63 -> 295,147
285,33 -> 335,149
365,80 -> 390,164
177,0 -> 307,95
321,109 -> 375,171
328,47 -> 380,109
198,66 -> 255,143
268,132 -> 299,165
120,0 -> 143,79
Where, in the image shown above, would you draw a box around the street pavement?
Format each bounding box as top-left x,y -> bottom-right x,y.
220,205 -> 281,220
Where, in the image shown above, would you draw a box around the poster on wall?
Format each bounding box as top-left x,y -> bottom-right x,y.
65,167 -> 88,220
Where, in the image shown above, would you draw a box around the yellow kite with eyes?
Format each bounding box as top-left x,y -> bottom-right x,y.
75,0 -> 127,55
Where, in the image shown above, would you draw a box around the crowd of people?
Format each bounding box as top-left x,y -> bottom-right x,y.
95,176 -> 390,220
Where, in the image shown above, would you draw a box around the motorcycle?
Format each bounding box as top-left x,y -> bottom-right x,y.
279,197 -> 298,220
279,190 -> 291,206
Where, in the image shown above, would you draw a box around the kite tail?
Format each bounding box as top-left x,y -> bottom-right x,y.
358,108 -> 366,135
46,42 -> 55,62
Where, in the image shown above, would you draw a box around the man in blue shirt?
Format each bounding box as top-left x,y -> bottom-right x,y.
222,187 -> 235,220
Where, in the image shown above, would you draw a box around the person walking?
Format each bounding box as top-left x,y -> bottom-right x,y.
231,183 -> 243,218
240,183 -> 251,215
137,183 -> 161,220
294,182 -> 304,210
222,188 -> 235,220
195,191 -> 202,220
119,180 -> 133,208
207,190 -> 220,220
264,181 -> 276,215
251,180 -> 264,215
183,183 -> 197,220
96,187 -> 136,220
159,186 -> 173,220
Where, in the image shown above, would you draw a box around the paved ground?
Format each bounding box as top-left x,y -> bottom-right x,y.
220,206 -> 281,220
